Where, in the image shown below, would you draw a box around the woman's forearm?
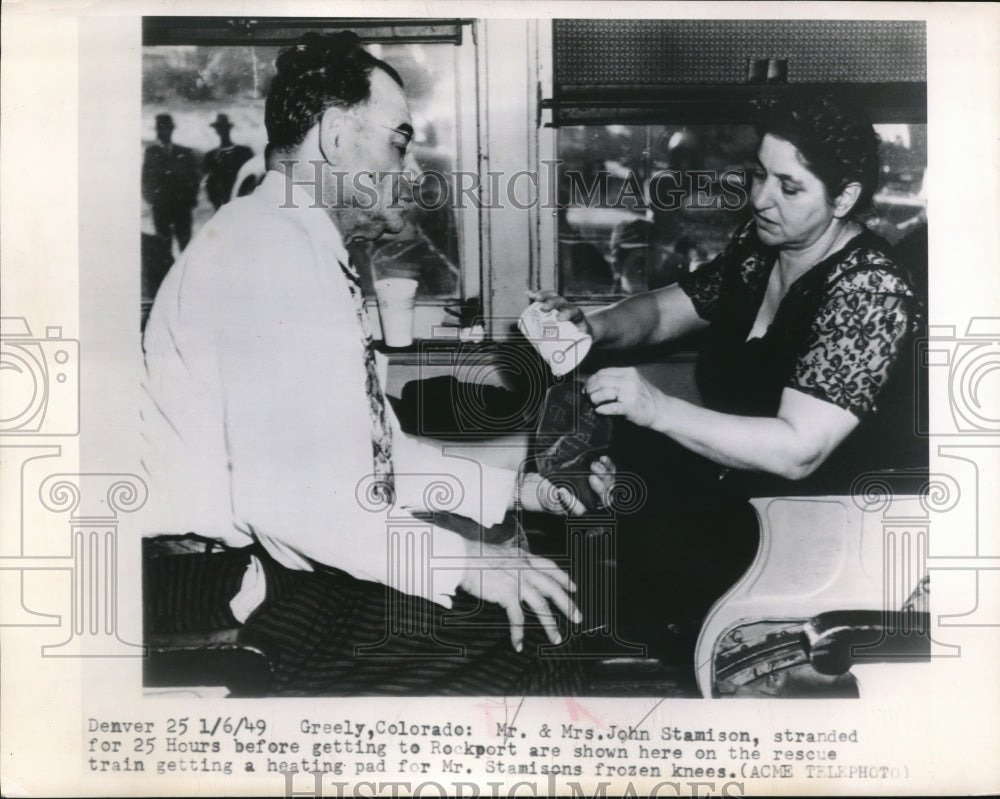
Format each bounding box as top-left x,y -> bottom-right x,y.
586,285 -> 708,350
650,394 -> 822,480
587,370 -> 859,480
587,293 -> 666,349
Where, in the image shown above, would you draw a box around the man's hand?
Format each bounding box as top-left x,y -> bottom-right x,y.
518,460 -> 617,515
458,541 -> 582,651
518,471 -> 586,515
588,455 -> 616,507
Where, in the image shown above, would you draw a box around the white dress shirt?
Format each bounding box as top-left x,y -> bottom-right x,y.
140,170 -> 516,608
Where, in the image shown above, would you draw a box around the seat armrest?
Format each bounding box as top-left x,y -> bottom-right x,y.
144,628 -> 273,696
727,466 -> 930,499
805,609 -> 930,676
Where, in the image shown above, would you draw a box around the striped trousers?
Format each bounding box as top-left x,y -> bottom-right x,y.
144,535 -> 584,696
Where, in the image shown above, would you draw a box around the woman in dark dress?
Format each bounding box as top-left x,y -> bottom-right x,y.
533,94 -> 924,657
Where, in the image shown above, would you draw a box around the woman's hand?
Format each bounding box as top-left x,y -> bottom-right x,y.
458,541 -> 582,651
527,290 -> 595,339
585,367 -> 665,429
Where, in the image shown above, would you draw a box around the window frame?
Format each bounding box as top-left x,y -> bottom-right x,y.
141,17 -> 481,345
535,20 -> 928,315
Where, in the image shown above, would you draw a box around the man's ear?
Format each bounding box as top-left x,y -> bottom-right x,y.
318,107 -> 348,167
832,181 -> 862,218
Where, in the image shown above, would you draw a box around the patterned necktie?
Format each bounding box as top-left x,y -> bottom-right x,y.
338,258 -> 394,501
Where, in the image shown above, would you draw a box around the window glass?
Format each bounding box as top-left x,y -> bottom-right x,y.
556,123 -> 927,297
141,42 -> 462,326
348,42 -> 461,300
869,124 -> 928,245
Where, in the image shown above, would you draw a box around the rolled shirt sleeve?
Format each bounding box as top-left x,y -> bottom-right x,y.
383,365 -> 517,530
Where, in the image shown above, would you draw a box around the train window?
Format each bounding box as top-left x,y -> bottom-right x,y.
556,124 -> 758,296
344,42 -> 464,301
554,122 -> 927,298
869,124 -> 928,244
141,22 -> 478,337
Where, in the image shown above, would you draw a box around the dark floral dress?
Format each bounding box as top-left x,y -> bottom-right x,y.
608,221 -> 926,653
679,220 -> 926,493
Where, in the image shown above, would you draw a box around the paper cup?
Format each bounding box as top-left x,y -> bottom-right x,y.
518,302 -> 593,377
374,277 -> 418,347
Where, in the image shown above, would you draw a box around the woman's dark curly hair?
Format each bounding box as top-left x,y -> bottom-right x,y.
755,93 -> 881,214
265,32 -> 403,154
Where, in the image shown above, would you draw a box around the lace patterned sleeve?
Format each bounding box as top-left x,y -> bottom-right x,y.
788,268 -> 918,418
677,256 -> 724,320
678,220 -> 756,321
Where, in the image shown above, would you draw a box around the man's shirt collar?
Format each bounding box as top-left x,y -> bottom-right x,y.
256,168 -> 351,267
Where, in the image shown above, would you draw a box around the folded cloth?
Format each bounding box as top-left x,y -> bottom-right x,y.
534,379 -> 613,511
229,555 -> 266,623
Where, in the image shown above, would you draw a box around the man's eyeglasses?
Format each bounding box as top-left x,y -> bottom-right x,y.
347,112 -> 414,145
